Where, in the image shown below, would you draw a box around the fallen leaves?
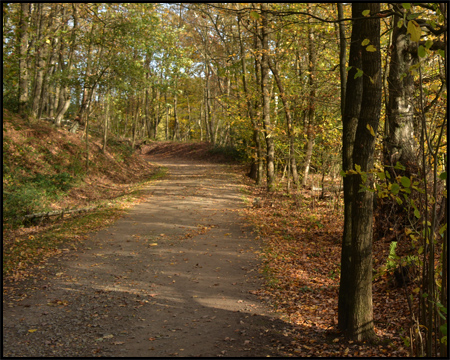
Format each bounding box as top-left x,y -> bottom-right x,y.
243,180 -> 413,357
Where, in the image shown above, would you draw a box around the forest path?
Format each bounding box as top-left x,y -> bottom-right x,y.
3,155 -> 295,357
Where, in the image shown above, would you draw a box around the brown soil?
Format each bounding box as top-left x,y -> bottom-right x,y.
3,149 -> 297,357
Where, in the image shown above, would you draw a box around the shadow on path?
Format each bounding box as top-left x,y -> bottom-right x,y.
3,157 -> 300,357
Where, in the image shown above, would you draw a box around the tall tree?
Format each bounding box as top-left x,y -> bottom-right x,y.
260,3 -> 275,191
338,3 -> 363,334
301,3 -> 317,187
17,3 -> 29,115
339,3 -> 382,342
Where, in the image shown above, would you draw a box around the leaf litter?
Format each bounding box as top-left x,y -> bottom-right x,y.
243,180 -> 412,357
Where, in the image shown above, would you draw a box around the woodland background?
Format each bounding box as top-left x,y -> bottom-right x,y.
2,3 -> 447,357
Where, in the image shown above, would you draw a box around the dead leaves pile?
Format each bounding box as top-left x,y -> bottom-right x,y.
243,184 -> 412,357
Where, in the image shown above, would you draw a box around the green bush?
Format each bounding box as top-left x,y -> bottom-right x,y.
3,186 -> 45,222
29,172 -> 76,192
3,172 -> 77,226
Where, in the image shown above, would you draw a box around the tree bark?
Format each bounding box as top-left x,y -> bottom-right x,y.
302,4 -> 317,187
102,93 -> 110,153
338,3 -> 363,333
269,58 -> 299,184
30,3 -> 46,118
54,4 -> 78,127
172,90 -> 179,141
337,3 -> 347,113
346,2 -> 382,342
237,12 -> 262,184
18,3 -> 29,116
260,3 -> 275,191
384,11 -> 419,177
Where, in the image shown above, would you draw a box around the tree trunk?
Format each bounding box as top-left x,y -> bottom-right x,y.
237,12 -> 262,184
302,6 -> 317,187
18,3 -> 29,116
165,92 -> 169,140
338,3 -> 363,333
260,3 -> 275,191
269,58 -> 299,185
345,2 -> 381,342
30,3 -> 46,118
54,4 -> 78,127
206,65 -> 215,145
78,22 -> 96,124
132,95 -> 139,149
102,93 -> 110,153
384,12 -> 419,177
173,91 -> 179,141
337,3 -> 347,113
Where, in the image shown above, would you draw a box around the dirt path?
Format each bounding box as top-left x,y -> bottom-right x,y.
3,156 -> 296,357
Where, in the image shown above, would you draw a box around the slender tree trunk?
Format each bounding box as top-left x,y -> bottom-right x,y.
102,93 -> 110,153
302,5 -> 317,187
78,23 -> 95,123
165,92 -> 169,140
132,95 -> 139,149
173,91 -> 179,141
54,4 -> 78,127
338,3 -> 363,334
206,65 -> 215,145
238,12 -> 261,183
145,86 -> 151,138
18,3 -> 29,115
260,3 -> 275,191
253,24 -> 263,186
31,3 -> 46,118
269,58 -> 299,184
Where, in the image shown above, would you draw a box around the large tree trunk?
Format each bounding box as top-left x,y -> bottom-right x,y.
260,3 -> 275,191
345,3 -> 382,342
18,3 -> 29,115
338,3 -> 363,333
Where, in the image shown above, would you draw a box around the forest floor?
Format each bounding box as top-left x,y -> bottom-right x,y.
3,116 -> 416,357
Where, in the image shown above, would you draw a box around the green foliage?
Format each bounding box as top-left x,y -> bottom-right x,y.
3,172 -> 77,226
30,172 -> 76,192
386,241 -> 399,270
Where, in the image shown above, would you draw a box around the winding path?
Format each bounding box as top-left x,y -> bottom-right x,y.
3,156 -> 295,357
